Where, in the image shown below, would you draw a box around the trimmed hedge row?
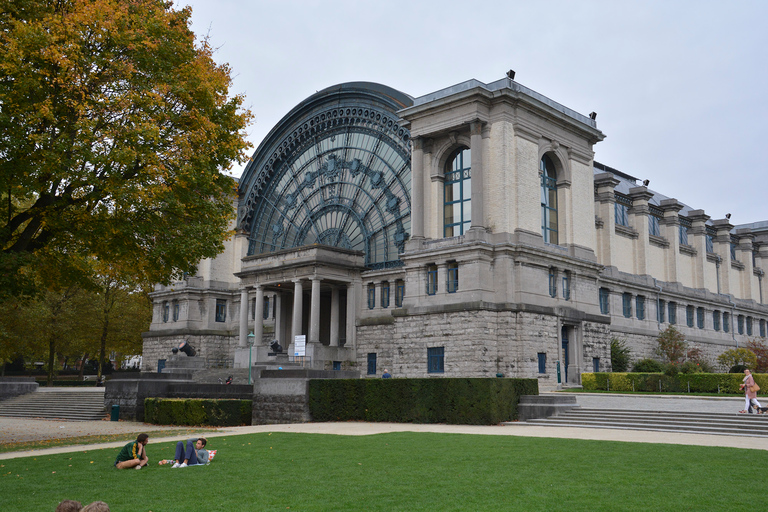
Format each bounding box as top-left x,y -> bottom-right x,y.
308,378 -> 538,425
582,372 -> 768,394
144,398 -> 252,426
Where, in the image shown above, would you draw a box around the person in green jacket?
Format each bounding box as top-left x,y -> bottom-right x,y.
115,433 -> 149,469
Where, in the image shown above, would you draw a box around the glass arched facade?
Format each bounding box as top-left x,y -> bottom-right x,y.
237,83 -> 413,269
444,147 -> 471,237
540,154 -> 558,244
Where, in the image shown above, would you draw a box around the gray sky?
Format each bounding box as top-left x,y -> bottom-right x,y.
184,0 -> 768,225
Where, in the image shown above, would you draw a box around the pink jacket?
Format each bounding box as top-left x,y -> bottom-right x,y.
744,374 -> 758,399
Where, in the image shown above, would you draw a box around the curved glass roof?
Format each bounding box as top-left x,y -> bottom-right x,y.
238,83 -> 413,269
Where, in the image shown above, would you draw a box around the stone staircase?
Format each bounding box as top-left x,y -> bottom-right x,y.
520,408 -> 768,438
0,388 -> 107,421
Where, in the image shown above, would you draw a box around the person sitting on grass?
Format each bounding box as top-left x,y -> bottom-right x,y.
55,499 -> 82,512
114,433 -> 149,469
172,437 -> 209,468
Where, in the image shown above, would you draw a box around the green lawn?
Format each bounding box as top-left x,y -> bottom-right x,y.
4,431 -> 766,511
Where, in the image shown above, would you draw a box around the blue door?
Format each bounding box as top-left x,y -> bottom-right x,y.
157,359 -> 166,374
561,327 -> 569,383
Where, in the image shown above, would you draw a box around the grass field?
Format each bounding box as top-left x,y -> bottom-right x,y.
4,431 -> 766,511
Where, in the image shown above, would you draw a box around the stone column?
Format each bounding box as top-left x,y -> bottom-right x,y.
291,279 -> 304,345
253,285 -> 264,345
411,137 -> 425,239
660,199 -> 683,283
309,277 -> 321,342
238,287 -> 249,348
593,173 -> 619,267
628,186 -> 654,276
735,230 -> 755,300
346,282 -> 357,348
688,210 -> 711,290
274,292 -> 283,345
712,219 -> 734,295
329,285 -> 340,346
469,120 -> 484,230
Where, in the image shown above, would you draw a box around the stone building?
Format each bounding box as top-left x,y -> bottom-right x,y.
142,77 -> 768,390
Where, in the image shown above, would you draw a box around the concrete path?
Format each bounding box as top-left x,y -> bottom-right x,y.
2,392 -> 766,461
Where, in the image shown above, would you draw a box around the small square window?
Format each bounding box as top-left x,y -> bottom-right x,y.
427,347 -> 444,373
215,299 -> 226,322
367,353 -> 377,375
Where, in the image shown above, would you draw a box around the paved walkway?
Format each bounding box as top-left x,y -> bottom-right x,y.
1,393 -> 764,460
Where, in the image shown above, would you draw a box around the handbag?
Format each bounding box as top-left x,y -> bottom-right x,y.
750,384 -> 760,393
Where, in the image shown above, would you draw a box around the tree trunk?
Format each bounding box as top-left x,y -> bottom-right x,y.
97,318 -> 109,383
78,352 -> 88,381
46,333 -> 56,386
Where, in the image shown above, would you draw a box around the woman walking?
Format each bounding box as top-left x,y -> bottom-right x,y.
739,369 -> 762,413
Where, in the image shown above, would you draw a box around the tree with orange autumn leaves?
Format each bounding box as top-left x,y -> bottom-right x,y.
0,0 -> 252,299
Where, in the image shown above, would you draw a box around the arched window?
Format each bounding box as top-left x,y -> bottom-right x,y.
444,148 -> 471,237
540,155 -> 558,244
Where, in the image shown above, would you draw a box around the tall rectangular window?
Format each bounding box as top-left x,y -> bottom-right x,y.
747,316 -> 753,336
615,202 -> 629,227
731,243 -> 737,261
427,347 -> 445,373
713,310 -> 721,331
593,357 -> 600,373
562,272 -> 571,301
761,319 -> 766,338
538,353 -> 546,374
426,265 -> 438,295
599,288 -> 610,314
215,299 -> 227,322
705,234 -> 714,254
658,299 -> 666,323
395,279 -> 405,307
622,293 -> 632,318
668,302 -> 677,325
444,148 -> 471,237
723,312 -> 730,333
679,225 -> 689,246
648,216 -> 660,237
172,301 -> 180,322
263,297 -> 270,320
636,296 -> 645,320
381,281 -> 390,308
447,262 -> 459,293
686,305 -> 694,328
162,301 -> 169,323
738,315 -> 744,335
367,284 -> 375,309
541,156 -> 558,245
367,353 -> 377,375
548,268 -> 557,298
697,307 -> 705,329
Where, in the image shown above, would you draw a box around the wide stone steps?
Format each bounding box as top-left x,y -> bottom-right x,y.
0,389 -> 106,421
521,408 -> 768,438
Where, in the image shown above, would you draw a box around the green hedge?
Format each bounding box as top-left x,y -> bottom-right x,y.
308,378 -> 538,425
144,398 -> 252,426
582,372 -> 768,394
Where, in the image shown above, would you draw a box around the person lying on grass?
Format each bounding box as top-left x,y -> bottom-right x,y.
171,437 -> 209,468
114,433 -> 149,469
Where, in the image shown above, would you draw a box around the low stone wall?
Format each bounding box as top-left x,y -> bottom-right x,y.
0,377 -> 38,401
252,378 -> 310,424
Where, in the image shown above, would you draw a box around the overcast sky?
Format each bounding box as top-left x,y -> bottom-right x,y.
183,0 -> 767,225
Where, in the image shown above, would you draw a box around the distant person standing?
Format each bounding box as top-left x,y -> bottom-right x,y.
739,369 -> 762,413
382,369 -> 392,379
114,433 -> 149,469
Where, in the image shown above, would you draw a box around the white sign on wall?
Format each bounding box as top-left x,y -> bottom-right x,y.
294,335 -> 306,357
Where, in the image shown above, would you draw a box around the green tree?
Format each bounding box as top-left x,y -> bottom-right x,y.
610,338 -> 631,372
717,348 -> 757,372
655,325 -> 687,365
0,0 -> 252,296
745,338 -> 768,373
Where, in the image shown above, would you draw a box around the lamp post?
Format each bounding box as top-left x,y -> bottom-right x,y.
247,332 -> 255,385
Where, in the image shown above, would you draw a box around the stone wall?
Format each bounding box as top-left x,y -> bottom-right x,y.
252,378 -> 310,424
141,333 -> 238,373
0,377 -> 38,401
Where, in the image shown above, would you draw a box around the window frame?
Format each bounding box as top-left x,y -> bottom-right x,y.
668,302 -> 677,325
657,299 -> 666,323
446,262 -> 459,293
172,300 -> 180,322
427,346 -> 445,374
537,353 -> 546,374
215,299 -> 227,323
443,148 -> 471,237
686,305 -> 694,328
395,279 -> 405,307
367,353 -> 377,375
540,155 -> 558,245
381,281 -> 390,308
636,295 -> 645,320
599,288 -> 610,314
713,310 -> 721,332
622,293 -> 632,318
426,264 -> 438,296
367,283 -> 375,309
696,307 -> 705,329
